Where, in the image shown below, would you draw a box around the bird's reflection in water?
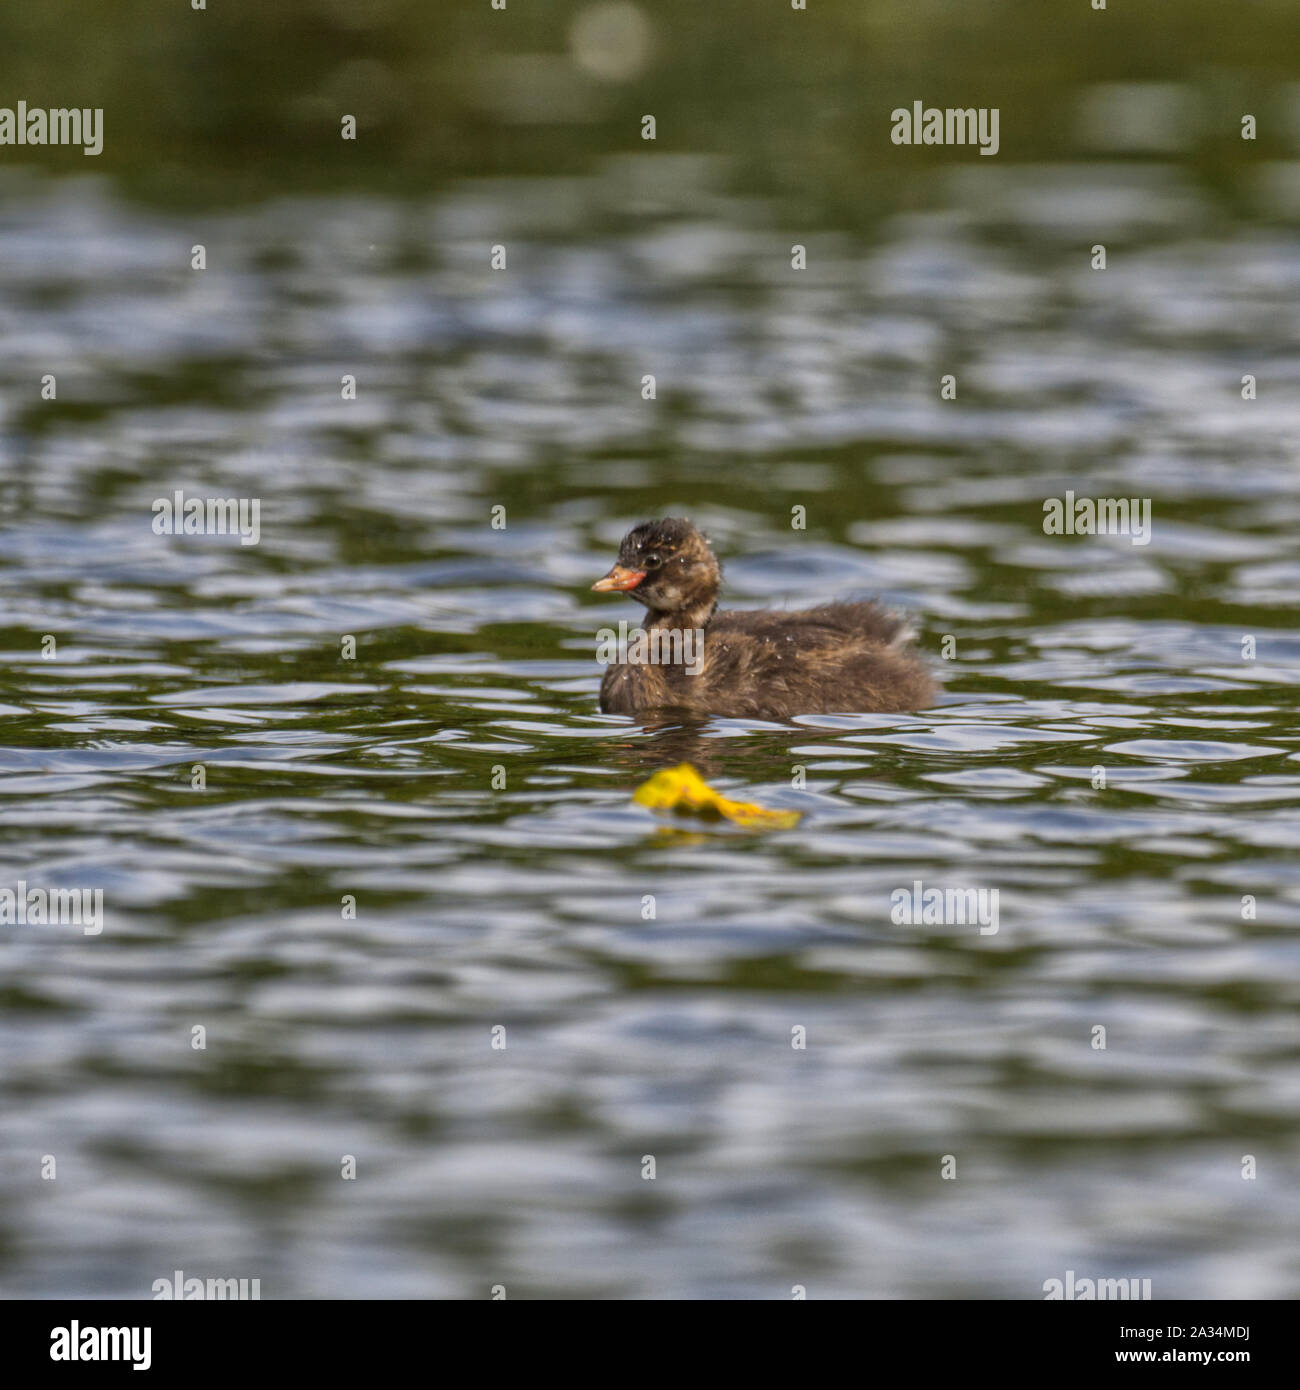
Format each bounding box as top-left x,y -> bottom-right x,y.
602,710 -> 806,785
606,713 -> 718,776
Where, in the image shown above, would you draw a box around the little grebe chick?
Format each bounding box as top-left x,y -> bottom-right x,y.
592,518 -> 936,719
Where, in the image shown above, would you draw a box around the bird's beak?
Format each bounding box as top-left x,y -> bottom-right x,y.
592,565 -> 646,593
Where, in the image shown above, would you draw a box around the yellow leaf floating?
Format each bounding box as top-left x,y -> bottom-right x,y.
633,763 -> 801,830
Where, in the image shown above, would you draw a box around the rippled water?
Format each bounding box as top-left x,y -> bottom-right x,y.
2,162 -> 1299,1298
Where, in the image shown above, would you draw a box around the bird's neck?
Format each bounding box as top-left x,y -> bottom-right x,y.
647,598 -> 716,634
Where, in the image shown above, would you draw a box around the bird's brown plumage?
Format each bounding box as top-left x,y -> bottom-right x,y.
592,518 -> 936,719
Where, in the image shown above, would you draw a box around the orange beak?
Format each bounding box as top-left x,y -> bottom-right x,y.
592,564 -> 646,593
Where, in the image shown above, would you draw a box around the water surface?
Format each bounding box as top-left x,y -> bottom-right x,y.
1,163 -> 1298,1298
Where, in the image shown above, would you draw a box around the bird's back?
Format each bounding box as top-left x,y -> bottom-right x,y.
709,600 -> 912,648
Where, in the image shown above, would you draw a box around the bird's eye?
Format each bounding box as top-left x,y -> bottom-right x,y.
642,553 -> 661,568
